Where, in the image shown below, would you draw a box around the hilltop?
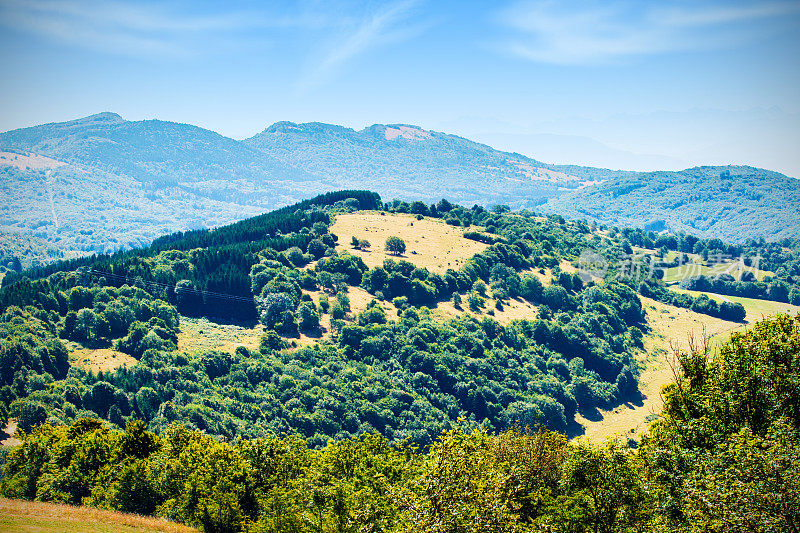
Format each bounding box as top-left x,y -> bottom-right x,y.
245,121 -> 584,206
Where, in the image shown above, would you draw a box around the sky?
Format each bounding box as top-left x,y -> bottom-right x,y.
1,0 -> 799,176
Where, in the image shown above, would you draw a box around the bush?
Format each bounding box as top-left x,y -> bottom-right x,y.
10,400 -> 47,433
385,236 -> 406,256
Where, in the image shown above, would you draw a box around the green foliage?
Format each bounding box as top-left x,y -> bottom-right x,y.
384,236 -> 406,256
639,313 -> 800,532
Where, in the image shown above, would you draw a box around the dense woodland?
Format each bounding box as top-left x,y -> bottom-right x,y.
0,190 -> 798,531
543,165 -> 800,243
2,313 -> 797,532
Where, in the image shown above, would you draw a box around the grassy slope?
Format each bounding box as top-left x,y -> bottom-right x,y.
0,499 -> 196,533
669,287 -> 800,348
329,211 -> 488,273
662,260 -> 772,283
573,297 -> 745,441
70,348 -> 138,374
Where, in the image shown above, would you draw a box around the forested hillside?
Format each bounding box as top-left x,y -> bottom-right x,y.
2,189 -> 799,530
0,191 -> 649,444
1,187 -> 774,445
3,312 -> 797,532
542,165 -> 800,242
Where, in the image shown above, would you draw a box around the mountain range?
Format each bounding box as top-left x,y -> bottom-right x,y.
2,112 -> 799,265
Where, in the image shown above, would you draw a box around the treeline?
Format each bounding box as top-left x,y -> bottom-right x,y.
1,190 -> 380,290
681,274 -> 800,305
639,278 -> 747,322
3,312 -> 798,533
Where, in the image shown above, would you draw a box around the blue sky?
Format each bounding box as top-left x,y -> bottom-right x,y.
1,0 -> 799,176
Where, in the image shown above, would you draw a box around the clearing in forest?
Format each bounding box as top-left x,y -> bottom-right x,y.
177,317 -> 263,355
432,295 -> 539,325
71,348 -> 137,373
0,498 -> 196,533
291,286 -> 397,350
329,211 -> 488,273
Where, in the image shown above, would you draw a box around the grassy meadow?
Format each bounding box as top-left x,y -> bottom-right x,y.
0,499 -> 196,533
329,211 -> 488,272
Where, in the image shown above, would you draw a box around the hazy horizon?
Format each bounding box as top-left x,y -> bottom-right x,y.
1,0 -> 799,177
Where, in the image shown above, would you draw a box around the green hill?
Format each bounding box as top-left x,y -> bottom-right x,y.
541,165 -> 800,242
1,189 -> 799,532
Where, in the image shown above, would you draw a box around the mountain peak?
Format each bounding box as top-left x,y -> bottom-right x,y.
263,121 -> 301,134
76,112 -> 125,125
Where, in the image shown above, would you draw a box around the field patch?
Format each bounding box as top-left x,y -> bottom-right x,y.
330,211 -> 488,273
178,317 -> 263,355
2,419 -> 21,446
71,348 -> 137,373
668,287 -> 800,322
662,259 -> 772,283
0,151 -> 67,171
668,287 -> 800,348
0,498 -> 196,533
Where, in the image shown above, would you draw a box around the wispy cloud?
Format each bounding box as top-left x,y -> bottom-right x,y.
299,0 -> 424,89
497,0 -> 800,65
0,0 -> 323,57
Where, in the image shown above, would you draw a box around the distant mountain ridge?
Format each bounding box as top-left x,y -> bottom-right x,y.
1,112 -> 798,264
244,120 -> 587,206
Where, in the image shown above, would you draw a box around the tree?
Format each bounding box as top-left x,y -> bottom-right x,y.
10,399 -> 47,433
385,236 -> 406,256
297,303 -> 319,331
557,441 -> 646,533
175,280 -> 202,315
452,292 -> 462,309
307,239 -> 327,260
258,293 -> 295,329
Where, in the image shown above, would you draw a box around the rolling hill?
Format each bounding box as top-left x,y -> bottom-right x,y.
1,190 -> 799,532
2,113 -> 799,267
541,165 -> 800,242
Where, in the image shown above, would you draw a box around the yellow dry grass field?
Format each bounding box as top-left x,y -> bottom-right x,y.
431,295 -> 538,325
669,287 -> 800,321
71,348 -> 137,373
329,212 -> 488,273
0,498 -> 197,533
177,317 -> 263,355
575,297 -> 743,442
